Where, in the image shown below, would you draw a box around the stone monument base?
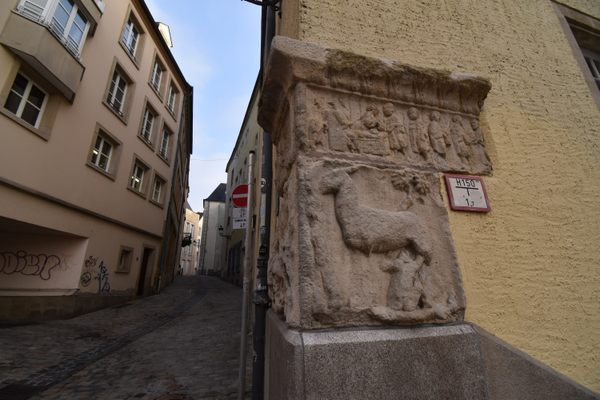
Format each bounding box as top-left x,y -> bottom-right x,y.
265,311 -> 598,400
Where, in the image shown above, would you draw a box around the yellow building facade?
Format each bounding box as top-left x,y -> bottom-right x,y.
273,0 -> 600,391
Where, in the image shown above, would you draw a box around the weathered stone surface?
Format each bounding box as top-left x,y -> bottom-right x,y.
259,37 -> 492,329
265,311 -> 600,400
259,37 -> 492,176
269,159 -> 465,329
265,311 -> 487,400
297,85 -> 491,174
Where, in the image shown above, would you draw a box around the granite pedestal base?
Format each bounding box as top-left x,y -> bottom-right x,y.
265,311 -> 598,400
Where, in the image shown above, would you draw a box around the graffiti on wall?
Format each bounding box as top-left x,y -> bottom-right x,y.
80,256 -> 110,294
96,261 -> 110,294
0,250 -> 63,281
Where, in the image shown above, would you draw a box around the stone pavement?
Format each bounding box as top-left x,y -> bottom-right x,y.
0,276 -> 251,400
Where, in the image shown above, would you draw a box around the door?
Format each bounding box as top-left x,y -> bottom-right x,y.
137,247 -> 153,296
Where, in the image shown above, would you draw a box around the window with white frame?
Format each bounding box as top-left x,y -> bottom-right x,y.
90,133 -> 113,172
583,49 -> 600,90
17,0 -> 90,57
4,73 -> 47,128
150,59 -> 164,93
151,175 -> 165,204
159,127 -> 171,160
140,106 -> 155,143
107,69 -> 128,115
129,160 -> 148,193
121,18 -> 140,58
166,83 -> 178,113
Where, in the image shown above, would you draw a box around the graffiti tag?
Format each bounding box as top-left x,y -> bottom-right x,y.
0,250 -> 62,281
94,261 -> 110,294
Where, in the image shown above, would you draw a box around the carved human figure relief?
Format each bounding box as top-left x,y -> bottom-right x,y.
450,115 -> 470,164
428,110 -> 448,157
349,105 -> 390,156
319,168 -> 432,261
469,118 -> 491,169
379,102 -> 408,154
324,99 -> 353,152
381,249 -> 425,311
406,107 -> 429,160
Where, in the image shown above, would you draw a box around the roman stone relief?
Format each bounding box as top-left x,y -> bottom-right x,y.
268,161 -> 465,329
259,37 -> 491,330
302,86 -> 491,174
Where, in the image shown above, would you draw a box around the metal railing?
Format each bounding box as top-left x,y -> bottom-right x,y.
16,2 -> 81,59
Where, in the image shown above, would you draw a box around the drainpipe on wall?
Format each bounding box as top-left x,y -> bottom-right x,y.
238,151 -> 256,400
251,3 -> 277,399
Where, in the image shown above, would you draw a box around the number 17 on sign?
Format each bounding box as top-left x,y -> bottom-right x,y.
444,174 -> 491,213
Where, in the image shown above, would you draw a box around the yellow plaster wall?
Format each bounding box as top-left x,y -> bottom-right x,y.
289,0 -> 600,391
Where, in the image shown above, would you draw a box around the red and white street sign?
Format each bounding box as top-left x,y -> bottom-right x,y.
231,184 -> 249,208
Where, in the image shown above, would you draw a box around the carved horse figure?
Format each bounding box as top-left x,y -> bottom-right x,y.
319,168 -> 433,262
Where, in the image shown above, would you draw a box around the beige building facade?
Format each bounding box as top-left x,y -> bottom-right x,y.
179,204 -> 202,276
198,184 -> 227,276
0,0 -> 192,320
224,76 -> 264,286
261,0 -> 600,392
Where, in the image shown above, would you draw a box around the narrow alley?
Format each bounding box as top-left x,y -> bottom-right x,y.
0,277 -> 250,400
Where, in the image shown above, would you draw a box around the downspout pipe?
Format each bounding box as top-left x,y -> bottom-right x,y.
238,151 -> 256,400
252,2 -> 277,399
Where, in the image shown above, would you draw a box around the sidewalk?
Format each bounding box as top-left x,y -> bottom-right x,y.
0,276 -> 250,400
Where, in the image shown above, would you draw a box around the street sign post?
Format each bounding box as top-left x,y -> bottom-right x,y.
231,184 -> 248,208
233,207 -> 247,230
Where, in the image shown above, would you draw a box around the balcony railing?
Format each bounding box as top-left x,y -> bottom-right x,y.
16,3 -> 81,59
182,233 -> 192,247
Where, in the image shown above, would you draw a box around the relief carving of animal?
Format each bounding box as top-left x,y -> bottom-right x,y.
319,169 -> 432,262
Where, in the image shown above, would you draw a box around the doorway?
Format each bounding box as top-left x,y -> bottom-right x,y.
137,247 -> 153,296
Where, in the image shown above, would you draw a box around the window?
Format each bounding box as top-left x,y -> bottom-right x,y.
166,83 -> 178,113
554,2 -> 600,107
4,73 -> 47,128
107,69 -> 128,116
151,175 -> 166,204
87,125 -> 121,178
150,59 -> 164,93
90,134 -> 113,172
140,105 -> 156,143
129,158 -> 150,195
116,247 -> 133,273
17,0 -> 90,57
582,49 -> 600,90
121,18 -> 139,58
159,127 -> 171,160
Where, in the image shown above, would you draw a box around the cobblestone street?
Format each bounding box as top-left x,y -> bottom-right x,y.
0,277 -> 250,400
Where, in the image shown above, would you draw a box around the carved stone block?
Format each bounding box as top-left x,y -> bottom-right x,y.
269,159 -> 465,329
259,37 -> 490,329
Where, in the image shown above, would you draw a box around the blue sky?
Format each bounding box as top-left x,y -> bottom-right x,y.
145,0 -> 261,212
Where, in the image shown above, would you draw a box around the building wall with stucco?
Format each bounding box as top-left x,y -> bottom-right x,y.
0,0 -> 192,319
274,0 -> 600,391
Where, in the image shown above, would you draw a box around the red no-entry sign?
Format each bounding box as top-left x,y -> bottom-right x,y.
231,184 -> 248,208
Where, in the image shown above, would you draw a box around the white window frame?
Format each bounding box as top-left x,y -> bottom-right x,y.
107,69 -> 128,115
151,176 -> 164,203
121,18 -> 140,58
17,0 -> 90,57
150,60 -> 163,92
90,134 -> 113,172
166,84 -> 177,113
582,49 -> 600,89
130,161 -> 146,192
140,106 -> 155,142
159,128 -> 171,159
4,72 -> 48,128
